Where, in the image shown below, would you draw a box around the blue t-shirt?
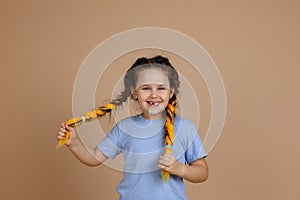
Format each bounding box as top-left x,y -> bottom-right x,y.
97,114 -> 207,200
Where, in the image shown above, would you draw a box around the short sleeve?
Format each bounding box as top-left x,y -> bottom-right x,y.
97,124 -> 122,159
185,128 -> 207,164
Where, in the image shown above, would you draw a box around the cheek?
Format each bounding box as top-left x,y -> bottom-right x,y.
136,91 -> 148,100
137,93 -> 149,102
159,91 -> 171,99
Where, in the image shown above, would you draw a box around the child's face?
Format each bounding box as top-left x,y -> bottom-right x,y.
133,68 -> 174,120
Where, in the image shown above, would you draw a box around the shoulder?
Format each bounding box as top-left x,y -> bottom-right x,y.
116,115 -> 139,126
174,115 -> 198,131
117,115 -> 134,124
174,115 -> 200,143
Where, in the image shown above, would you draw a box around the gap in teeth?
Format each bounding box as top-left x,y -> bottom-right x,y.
148,101 -> 159,106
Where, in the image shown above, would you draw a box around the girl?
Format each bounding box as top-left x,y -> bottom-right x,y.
57,55 -> 208,200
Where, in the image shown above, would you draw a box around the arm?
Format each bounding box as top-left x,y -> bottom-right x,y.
158,155 -> 208,183
57,123 -> 108,166
179,157 -> 209,183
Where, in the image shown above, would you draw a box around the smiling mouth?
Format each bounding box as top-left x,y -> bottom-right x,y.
147,101 -> 161,106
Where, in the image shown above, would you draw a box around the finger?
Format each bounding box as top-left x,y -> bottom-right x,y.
164,154 -> 176,162
59,127 -> 66,133
159,165 -> 172,174
160,155 -> 172,164
164,154 -> 174,160
65,124 -> 75,132
158,158 -> 169,167
61,122 -> 66,128
158,164 -> 168,170
58,131 -> 66,137
57,135 -> 65,140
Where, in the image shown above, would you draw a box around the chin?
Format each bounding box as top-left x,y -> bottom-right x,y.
148,110 -> 165,119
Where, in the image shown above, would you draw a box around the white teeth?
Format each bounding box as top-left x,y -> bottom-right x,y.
148,101 -> 160,106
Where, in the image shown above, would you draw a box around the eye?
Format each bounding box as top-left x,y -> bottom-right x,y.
158,87 -> 167,90
141,87 -> 150,90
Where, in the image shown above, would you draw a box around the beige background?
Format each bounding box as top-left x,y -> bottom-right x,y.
1,0 -> 299,199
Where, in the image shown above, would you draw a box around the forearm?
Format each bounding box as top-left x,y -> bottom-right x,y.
67,138 -> 102,167
178,163 -> 209,183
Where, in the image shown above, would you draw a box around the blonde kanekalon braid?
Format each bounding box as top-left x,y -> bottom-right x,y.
162,96 -> 177,181
56,93 -> 130,149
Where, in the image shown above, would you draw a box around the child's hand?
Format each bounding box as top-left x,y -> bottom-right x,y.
158,154 -> 184,177
57,122 -> 77,147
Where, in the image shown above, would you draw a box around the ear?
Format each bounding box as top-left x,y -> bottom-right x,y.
169,89 -> 175,98
131,88 -> 138,100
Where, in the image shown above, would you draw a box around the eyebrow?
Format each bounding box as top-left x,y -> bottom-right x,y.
140,84 -> 169,87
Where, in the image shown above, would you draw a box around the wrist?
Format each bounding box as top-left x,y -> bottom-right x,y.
66,137 -> 80,149
177,163 -> 187,177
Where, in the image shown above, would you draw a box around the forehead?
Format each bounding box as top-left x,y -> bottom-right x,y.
136,68 -> 170,87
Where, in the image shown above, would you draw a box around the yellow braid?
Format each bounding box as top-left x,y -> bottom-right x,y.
56,98 -> 119,149
162,98 -> 176,182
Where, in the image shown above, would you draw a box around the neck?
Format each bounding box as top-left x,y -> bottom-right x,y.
142,111 -> 166,120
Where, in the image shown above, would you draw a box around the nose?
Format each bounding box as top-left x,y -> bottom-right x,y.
149,88 -> 158,97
